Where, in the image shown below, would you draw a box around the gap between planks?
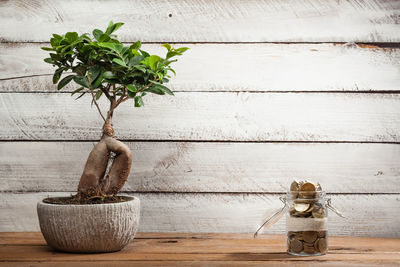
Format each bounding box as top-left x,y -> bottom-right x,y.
1,0 -> 399,42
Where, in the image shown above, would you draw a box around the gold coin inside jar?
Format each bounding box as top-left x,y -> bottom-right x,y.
290,181 -> 299,192
303,231 -> 318,243
317,238 -> 327,252
300,182 -> 316,192
303,243 -> 315,254
299,182 -> 316,198
312,207 -> 325,218
294,203 -> 310,212
290,239 -> 303,253
317,231 -> 326,238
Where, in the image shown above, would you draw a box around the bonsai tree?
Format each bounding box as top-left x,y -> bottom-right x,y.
42,21 -> 188,203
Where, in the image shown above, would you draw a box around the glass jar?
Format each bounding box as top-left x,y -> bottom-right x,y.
254,191 -> 344,256
286,190 -> 327,256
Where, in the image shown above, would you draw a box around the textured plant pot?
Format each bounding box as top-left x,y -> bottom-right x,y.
37,196 -> 140,253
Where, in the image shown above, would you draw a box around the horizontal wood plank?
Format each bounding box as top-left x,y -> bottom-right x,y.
1,92 -> 400,142
0,192 -> 399,236
2,232 -> 400,252
2,262 -> 398,267
0,233 -> 399,265
1,43 -> 400,92
1,142 -> 399,193
0,0 -> 399,42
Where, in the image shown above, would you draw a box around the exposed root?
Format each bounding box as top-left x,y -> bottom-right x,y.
77,120 -> 132,199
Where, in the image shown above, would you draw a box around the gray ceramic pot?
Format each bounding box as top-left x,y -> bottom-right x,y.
37,196 -> 140,253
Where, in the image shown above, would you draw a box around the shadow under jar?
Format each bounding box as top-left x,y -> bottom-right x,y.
286,190 -> 327,256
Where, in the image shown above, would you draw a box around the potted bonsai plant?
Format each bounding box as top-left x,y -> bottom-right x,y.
38,21 -> 188,252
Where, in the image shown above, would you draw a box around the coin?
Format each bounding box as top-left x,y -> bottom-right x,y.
290,239 -> 303,253
303,231 -> 318,243
300,182 -> 316,192
312,207 -> 325,218
316,238 -> 327,253
315,182 -> 322,191
303,243 -> 315,254
290,181 -> 299,192
299,182 -> 316,199
306,204 -> 315,213
317,231 -> 326,238
294,203 -> 310,212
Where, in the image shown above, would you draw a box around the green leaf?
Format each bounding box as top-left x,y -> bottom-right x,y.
111,22 -> 124,34
114,43 -> 124,53
105,21 -> 124,35
98,42 -> 115,50
80,34 -> 91,41
50,53 -> 61,61
134,96 -> 144,107
92,29 -> 103,41
127,90 -> 136,98
146,83 -> 174,95
148,55 -> 161,71
65,32 -> 78,42
50,37 -> 59,47
44,58 -> 55,64
140,50 -> 150,57
166,51 -> 179,59
75,92 -> 86,100
73,65 -> 86,76
87,66 -> 102,81
153,83 -> 174,95
126,84 -> 137,93
53,68 -> 63,84
131,49 -> 140,56
134,65 -> 146,73
130,41 -> 141,50
160,85 -> 174,96
112,58 -> 126,67
146,85 -> 165,95
92,71 -> 104,89
73,76 -> 89,88
98,33 -> 111,42
41,47 -> 55,51
105,21 -> 114,34
57,75 -> 75,90
52,34 -> 62,40
176,47 -> 190,53
95,90 -> 103,100
128,55 -> 144,67
103,71 -> 116,79
167,67 -> 176,76
161,43 -> 171,50
71,87 -> 84,96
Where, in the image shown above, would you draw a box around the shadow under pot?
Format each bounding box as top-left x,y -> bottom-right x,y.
37,196 -> 140,253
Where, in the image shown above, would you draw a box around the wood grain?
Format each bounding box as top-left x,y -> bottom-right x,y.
1,192 -> 399,236
0,0 -> 399,42
1,142 -> 399,193
1,43 -> 400,92
1,92 -> 400,142
0,233 -> 399,266
2,262 -> 397,267
2,232 -> 400,250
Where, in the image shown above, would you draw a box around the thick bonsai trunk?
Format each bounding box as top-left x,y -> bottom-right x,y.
77,109 -> 132,199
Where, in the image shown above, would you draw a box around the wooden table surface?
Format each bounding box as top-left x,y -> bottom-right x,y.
0,232 -> 399,266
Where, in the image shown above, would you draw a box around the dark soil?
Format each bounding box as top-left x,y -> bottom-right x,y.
43,195 -> 131,205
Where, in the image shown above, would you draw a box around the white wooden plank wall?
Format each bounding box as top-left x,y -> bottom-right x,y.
0,0 -> 399,236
